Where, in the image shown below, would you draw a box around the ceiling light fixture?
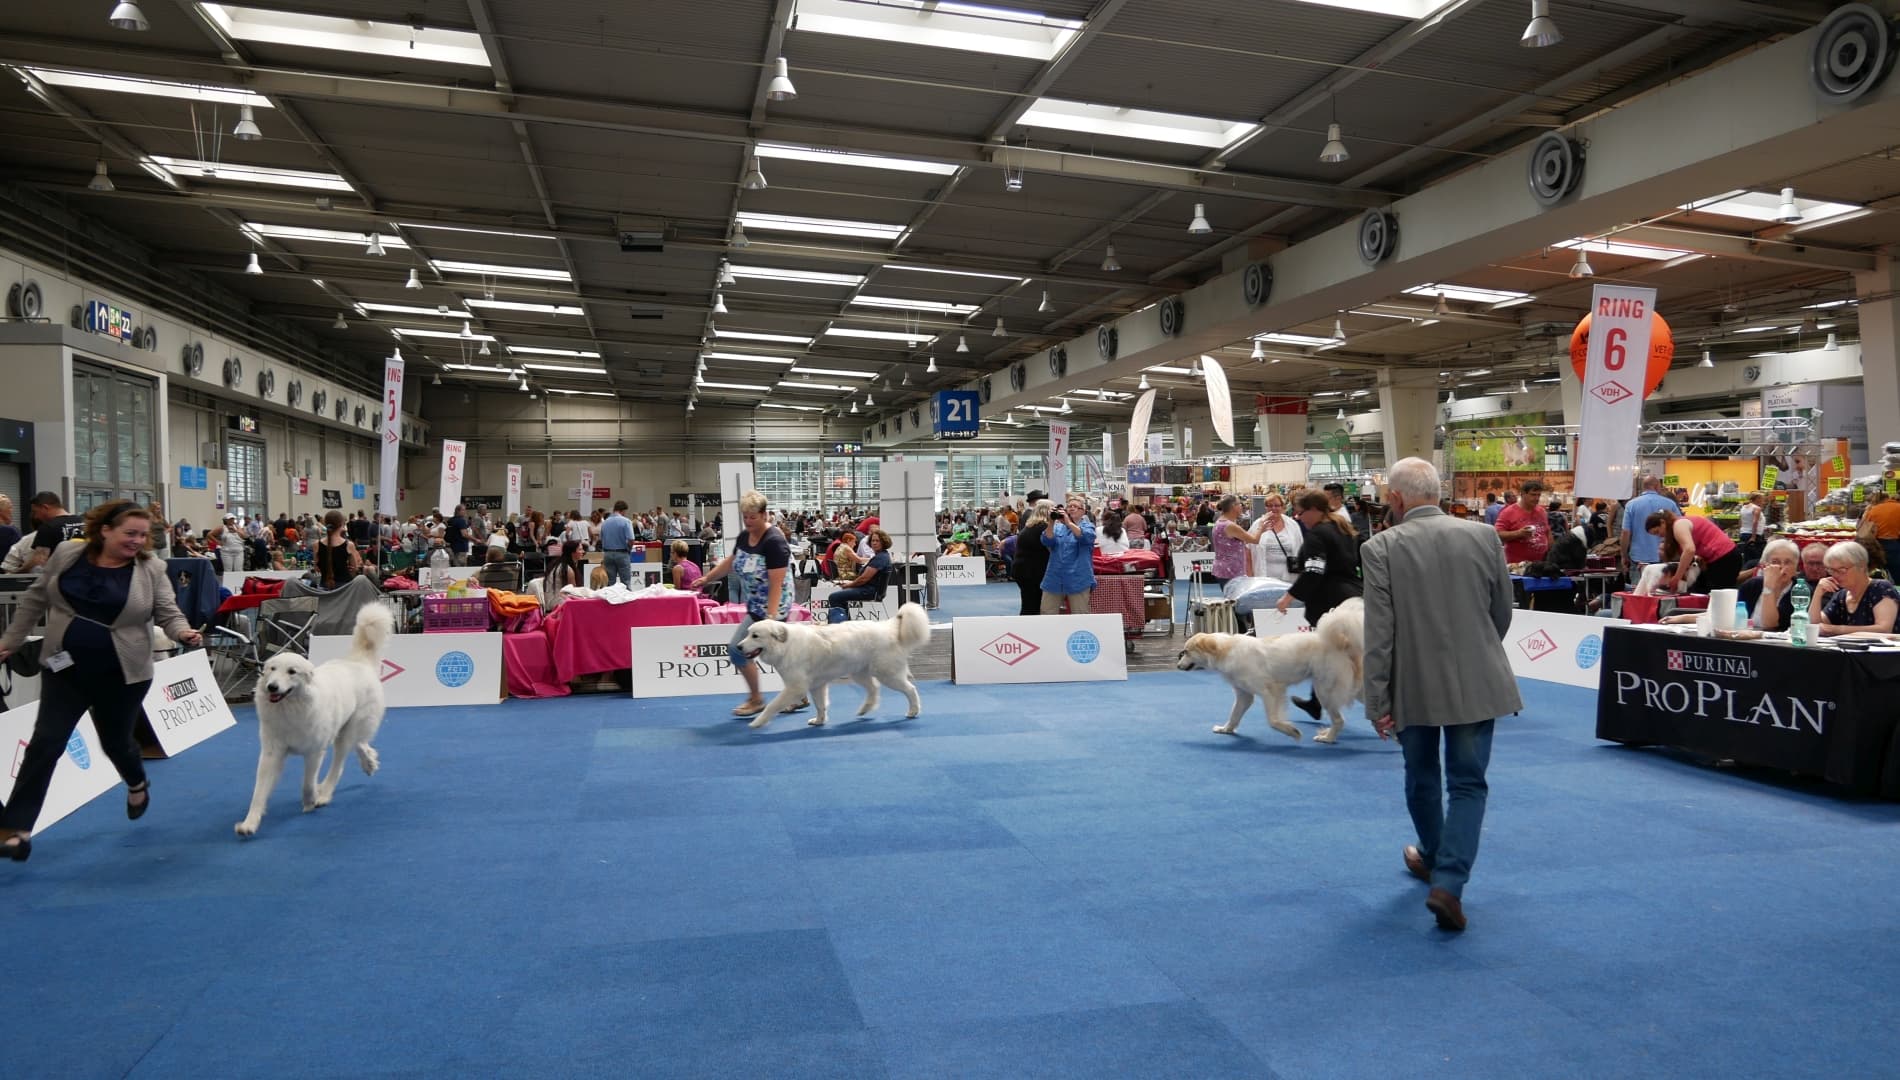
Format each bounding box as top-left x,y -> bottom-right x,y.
1250,339 -> 1265,362
432,371 -> 442,386
731,221 -> 748,247
244,250 -> 262,275
850,401 -> 859,414
405,268 -> 422,289
687,399 -> 697,412
1188,203 -> 1211,234
741,156 -> 768,191
87,159 -> 115,192
1698,349 -> 1714,368
365,233 -> 385,256
1101,242 -> 1121,272
1520,0 -> 1562,48
766,56 -> 797,101
713,292 -> 729,315
1824,333 -> 1840,352
1137,373 -> 1150,390
1775,186 -> 1803,224
1567,250 -> 1594,279
718,260 -> 736,286
1038,290 -> 1051,313
1331,318 -> 1346,343
507,368 -> 518,383
926,356 -> 938,373
459,321 -> 473,340
956,335 -> 969,353
993,317 -> 1006,337
1320,96 -> 1350,163
108,1 -> 149,31
478,340 -> 490,356
332,313 -> 347,330
865,392 -> 875,407
1336,407 -> 1346,420
232,104 -> 262,141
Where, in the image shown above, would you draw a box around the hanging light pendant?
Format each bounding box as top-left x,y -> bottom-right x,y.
232,104 -> 262,142
332,313 -> 347,330
1101,243 -> 1121,273
1336,407 -> 1346,420
1319,123 -> 1349,164
108,2 -> 149,31
1824,333 -> 1840,352
731,222 -> 749,248
1520,0 -> 1562,48
88,160 -> 115,192
507,369 -> 518,383
992,317 -> 1006,338
1138,372 -> 1150,391
926,356 -> 938,373
1250,339 -> 1265,362
741,156 -> 768,191
865,392 -> 874,407
713,292 -> 729,315
850,401 -> 859,414
956,335 -> 969,353
766,57 -> 797,102
432,371 -> 442,386
459,321 -> 473,340
1698,349 -> 1714,369
244,250 -> 262,275
717,260 -> 736,286
1331,318 -> 1346,343
366,233 -> 385,256
478,340 -> 491,356
1187,203 -> 1211,234
1775,186 -> 1803,224
405,268 -> 422,289
1568,250 -> 1594,279
1038,290 -> 1052,313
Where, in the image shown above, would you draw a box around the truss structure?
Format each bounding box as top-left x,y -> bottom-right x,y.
1451,416 -> 1817,458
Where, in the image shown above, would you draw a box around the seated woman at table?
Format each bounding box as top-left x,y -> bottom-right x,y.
669,539 -> 702,590
541,540 -> 585,611
476,546 -> 520,592
1811,540 -> 1900,637
828,528 -> 894,624
830,532 -> 862,581
1646,509 -> 1742,594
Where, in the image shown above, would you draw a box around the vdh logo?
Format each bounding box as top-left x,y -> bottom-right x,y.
981,633 -> 1039,666
162,677 -> 199,702
1516,630 -> 1558,662
1666,650 -> 1756,679
1590,380 -> 1633,406
379,659 -> 405,683
683,644 -> 726,660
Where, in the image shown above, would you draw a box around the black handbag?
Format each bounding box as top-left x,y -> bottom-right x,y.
5,637 -> 43,678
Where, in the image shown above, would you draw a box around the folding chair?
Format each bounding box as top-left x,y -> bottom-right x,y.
203,623 -> 262,701
257,596 -> 321,658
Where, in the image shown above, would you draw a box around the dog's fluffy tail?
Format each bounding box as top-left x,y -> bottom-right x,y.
349,603 -> 395,663
1316,597 -> 1366,686
893,602 -> 931,651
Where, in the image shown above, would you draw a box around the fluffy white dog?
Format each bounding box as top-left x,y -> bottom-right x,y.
736,603 -> 932,730
1175,597 -> 1365,743
1634,560 -> 1699,596
237,604 -> 393,837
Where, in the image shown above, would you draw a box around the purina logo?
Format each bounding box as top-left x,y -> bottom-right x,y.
1590,380 -> 1633,406
684,644 -> 726,660
162,677 -> 199,702
1666,649 -> 1756,680
1516,630 -> 1558,663
980,633 -> 1039,666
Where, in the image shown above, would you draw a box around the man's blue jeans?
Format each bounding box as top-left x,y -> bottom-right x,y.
601,550 -> 632,588
1396,718 -> 1495,899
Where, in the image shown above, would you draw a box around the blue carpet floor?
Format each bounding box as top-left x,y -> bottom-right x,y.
8,667 -> 1900,1078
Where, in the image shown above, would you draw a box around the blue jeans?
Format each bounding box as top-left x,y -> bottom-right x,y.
727,614 -> 757,670
601,550 -> 631,588
1396,718 -> 1495,899
828,586 -> 878,623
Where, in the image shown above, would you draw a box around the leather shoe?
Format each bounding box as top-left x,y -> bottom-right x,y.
1425,888 -> 1466,932
1402,845 -> 1431,884
1291,695 -> 1322,721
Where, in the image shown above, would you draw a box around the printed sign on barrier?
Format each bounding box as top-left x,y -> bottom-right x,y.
1172,551 -> 1215,580
1507,609 -> 1628,688
0,706 -> 121,833
628,623 -> 785,699
951,614 -> 1128,685
1250,607 -> 1309,640
142,649 -> 238,757
932,556 -> 985,586
309,630 -> 502,708
810,581 -> 897,620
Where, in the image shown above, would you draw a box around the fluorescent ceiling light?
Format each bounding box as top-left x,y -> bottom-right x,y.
1284,1 -> 1438,16
1258,332 -> 1333,347
242,223 -> 405,248
1735,325 -> 1784,334
714,329 -> 814,344
464,298 -> 585,316
1556,237 -> 1696,261
759,402 -> 825,411
1019,97 -> 1259,150
754,142 -> 957,176
734,211 -> 904,241
1403,283 -> 1534,308
790,0 -> 1083,62
137,157 -> 181,187
1070,388 -> 1130,400
788,366 -> 874,378
1802,299 -> 1856,309
882,264 -> 1026,282
147,156 -> 349,191
706,351 -> 796,365
506,345 -> 600,357
443,364 -> 517,375
695,381 -> 770,392
543,388 -> 615,397
777,381 -> 858,392
521,362 -> 607,375
198,4 -> 491,67
726,264 -> 865,287
358,303 -> 468,318
824,327 -> 935,344
22,67 -> 269,106
430,260 -> 571,283
400,222 -> 556,241
394,327 -> 495,341
1679,189 -> 1861,227
851,295 -> 980,315
1145,365 -> 1195,375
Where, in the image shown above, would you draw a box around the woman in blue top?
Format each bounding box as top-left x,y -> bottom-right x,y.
827,528 -> 893,623
1039,493 -> 1097,614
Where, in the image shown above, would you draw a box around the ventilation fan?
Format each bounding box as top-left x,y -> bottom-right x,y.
1009,363 -> 1026,392
1096,324 -> 1118,360
223,355 -> 243,388
312,388 -> 328,414
287,380 -> 303,407
354,404 -> 367,425
1242,262 -> 1273,307
1048,346 -> 1068,378
980,377 -> 993,404
256,368 -> 275,398
1158,296 -> 1184,337
4,280 -> 42,319
335,398 -> 348,421
182,343 -> 205,376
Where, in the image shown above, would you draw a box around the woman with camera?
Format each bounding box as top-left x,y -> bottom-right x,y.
0,501 -> 202,861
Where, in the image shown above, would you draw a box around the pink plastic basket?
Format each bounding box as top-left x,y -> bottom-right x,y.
423,594 -> 489,632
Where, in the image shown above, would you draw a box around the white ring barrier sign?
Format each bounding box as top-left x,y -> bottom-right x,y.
951,614 -> 1128,685
628,624 -> 784,699
309,630 -> 503,708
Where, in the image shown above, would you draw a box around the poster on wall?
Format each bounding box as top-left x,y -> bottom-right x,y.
439,439 -> 466,512
321,489 -> 342,509
1451,413 -> 1547,472
214,478 -> 226,511
379,353 -> 404,518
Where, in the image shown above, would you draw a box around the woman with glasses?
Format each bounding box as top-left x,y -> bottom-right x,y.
1810,541 -> 1899,636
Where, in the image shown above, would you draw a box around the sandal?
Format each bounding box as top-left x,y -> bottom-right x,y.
731,699 -> 766,717
126,780 -> 150,821
1,834 -> 29,863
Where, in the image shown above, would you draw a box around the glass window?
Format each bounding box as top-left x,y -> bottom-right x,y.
225,434 -> 267,521
72,360 -> 158,510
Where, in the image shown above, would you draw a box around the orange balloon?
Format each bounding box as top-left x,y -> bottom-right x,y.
1569,312 -> 1674,398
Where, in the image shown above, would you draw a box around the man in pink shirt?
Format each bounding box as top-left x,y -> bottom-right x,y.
1494,480 -> 1550,564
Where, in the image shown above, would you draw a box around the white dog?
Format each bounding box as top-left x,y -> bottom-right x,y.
1176,597 -> 1365,744
1634,560 -> 1699,596
736,603 -> 932,730
237,604 -> 393,837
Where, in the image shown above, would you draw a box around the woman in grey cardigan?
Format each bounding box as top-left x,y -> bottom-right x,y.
0,501 -> 202,861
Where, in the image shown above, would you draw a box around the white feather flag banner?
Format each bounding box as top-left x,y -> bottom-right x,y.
1201,354 -> 1236,448
1127,388 -> 1158,462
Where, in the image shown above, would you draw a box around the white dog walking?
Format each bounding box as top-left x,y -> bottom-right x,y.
736,603 -> 932,730
236,604 -> 392,837
1176,597 -> 1365,743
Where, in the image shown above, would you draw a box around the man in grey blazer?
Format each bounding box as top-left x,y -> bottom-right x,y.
1362,457 -> 1521,932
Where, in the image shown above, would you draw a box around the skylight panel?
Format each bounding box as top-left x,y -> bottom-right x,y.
706,351 -> 797,365
777,381 -> 859,392
1257,332 -> 1334,348
759,402 -> 825,412
1019,98 -> 1259,150
851,295 -> 981,316
444,363 -> 516,375
21,67 -> 269,106
735,211 -> 905,242
788,366 -> 874,379
243,223 -> 407,248
882,264 -> 1027,282
1280,1 -> 1440,17
714,330 -> 815,345
507,346 -> 600,358
198,4 -> 492,68
401,222 -> 557,241
754,142 -> 958,176
148,156 -> 350,191
1556,238 -> 1696,262
696,381 -> 771,392
1679,189 -> 1862,226
823,327 -> 936,344
1403,283 -> 1535,307
394,327 -> 495,341
728,264 -> 866,287
790,0 -> 1084,62
431,260 -> 571,283
358,303 -> 468,318
465,299 -> 585,316
521,362 -> 607,375
544,388 -> 615,397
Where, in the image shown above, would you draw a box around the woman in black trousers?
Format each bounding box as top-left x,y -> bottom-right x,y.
1274,491 -> 1364,720
0,501 -> 201,861
1011,500 -> 1052,616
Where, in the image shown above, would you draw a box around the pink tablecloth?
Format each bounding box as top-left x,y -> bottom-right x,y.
502,629 -> 569,698
1089,574 -> 1147,632
702,603 -> 815,625
543,594 -> 705,681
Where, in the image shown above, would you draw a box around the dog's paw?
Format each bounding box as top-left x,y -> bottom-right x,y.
234,820 -> 258,837
807,716 -> 825,727
1213,725 -> 1238,735
748,715 -> 772,729
359,748 -> 380,776
905,711 -> 919,720
313,793 -> 333,808
1312,730 -> 1339,745
301,801 -> 318,813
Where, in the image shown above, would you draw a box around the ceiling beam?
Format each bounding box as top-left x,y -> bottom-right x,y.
1606,225 -> 1877,272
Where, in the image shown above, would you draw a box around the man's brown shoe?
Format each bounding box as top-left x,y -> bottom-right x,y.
1402,845 -> 1431,884
1425,888 -> 1466,932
